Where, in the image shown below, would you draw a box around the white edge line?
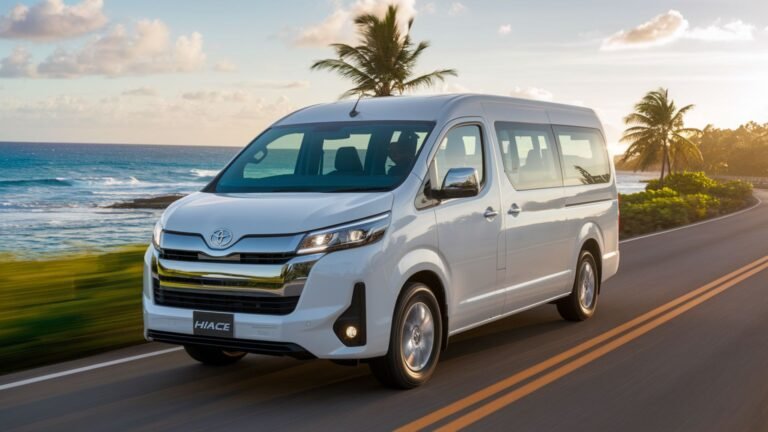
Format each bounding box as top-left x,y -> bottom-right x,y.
0,347 -> 183,392
620,193 -> 763,244
1,194 -> 762,392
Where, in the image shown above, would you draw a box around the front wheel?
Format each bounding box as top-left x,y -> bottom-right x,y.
369,283 -> 443,389
184,345 -> 246,366
557,250 -> 599,322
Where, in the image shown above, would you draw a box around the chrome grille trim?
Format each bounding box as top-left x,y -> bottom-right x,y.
154,250 -> 321,297
160,231 -> 303,258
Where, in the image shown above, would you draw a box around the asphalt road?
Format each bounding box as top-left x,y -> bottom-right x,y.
2,190 -> 767,432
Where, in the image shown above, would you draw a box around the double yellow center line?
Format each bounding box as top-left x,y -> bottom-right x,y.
397,255 -> 768,431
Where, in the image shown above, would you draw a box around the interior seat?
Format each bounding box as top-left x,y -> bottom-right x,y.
329,146 -> 363,175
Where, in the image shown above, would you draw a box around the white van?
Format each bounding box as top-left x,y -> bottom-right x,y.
144,94 -> 619,388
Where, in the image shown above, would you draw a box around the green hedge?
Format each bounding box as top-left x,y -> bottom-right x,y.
621,172 -> 754,238
0,246 -> 146,374
647,171 -> 753,201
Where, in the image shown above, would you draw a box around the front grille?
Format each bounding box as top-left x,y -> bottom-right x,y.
160,249 -> 292,265
147,330 -> 314,359
153,280 -> 299,315
160,249 -> 198,261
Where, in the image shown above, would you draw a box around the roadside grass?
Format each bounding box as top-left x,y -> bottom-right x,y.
0,246 -> 146,374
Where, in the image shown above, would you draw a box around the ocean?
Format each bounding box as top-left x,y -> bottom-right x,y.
0,142 -> 654,255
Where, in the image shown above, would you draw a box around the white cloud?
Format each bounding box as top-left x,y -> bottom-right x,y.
448,2 -> 466,16
0,46 -> 36,77
685,20 -> 755,41
441,82 -> 471,93
34,19 -> 206,78
601,10 -> 689,51
0,0 -> 107,41
421,2 -> 436,14
234,95 -> 293,120
498,24 -> 511,35
415,80 -> 472,95
122,86 -> 157,97
212,60 -> 236,72
509,86 -> 554,101
245,79 -> 310,89
293,0 -> 417,47
182,90 -> 249,103
602,11 -> 758,51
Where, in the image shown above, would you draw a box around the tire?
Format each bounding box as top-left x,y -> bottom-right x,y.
184,345 -> 246,366
369,282 -> 443,389
557,250 -> 599,322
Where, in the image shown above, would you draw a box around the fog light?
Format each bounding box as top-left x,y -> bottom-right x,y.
333,283 -> 367,347
345,325 -> 358,339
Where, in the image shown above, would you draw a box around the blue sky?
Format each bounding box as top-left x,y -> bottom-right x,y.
1,0 -> 766,151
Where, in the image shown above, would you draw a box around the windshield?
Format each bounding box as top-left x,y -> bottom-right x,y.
211,121 -> 434,193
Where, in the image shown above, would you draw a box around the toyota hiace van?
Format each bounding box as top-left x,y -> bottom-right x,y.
144,94 -> 619,388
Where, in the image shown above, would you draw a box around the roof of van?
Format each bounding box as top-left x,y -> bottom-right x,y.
273,94 -> 601,129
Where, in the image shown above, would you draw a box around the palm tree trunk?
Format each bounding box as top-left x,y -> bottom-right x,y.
669,149 -> 675,174
666,146 -> 673,176
659,143 -> 668,188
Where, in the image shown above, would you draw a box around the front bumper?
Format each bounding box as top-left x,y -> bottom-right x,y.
142,242 -> 393,359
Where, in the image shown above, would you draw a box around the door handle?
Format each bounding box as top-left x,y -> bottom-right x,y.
483,207 -> 499,218
508,203 -> 521,215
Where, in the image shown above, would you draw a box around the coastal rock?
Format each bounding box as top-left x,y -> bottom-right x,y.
106,194 -> 185,209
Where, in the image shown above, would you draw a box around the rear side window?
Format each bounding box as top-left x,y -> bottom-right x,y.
554,126 -> 611,186
495,122 -> 562,190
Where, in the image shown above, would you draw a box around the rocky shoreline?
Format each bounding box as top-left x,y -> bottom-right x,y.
106,194 -> 185,209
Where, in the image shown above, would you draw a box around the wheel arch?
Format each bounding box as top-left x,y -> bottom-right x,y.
404,270 -> 450,351
575,221 -> 605,293
394,246 -> 452,347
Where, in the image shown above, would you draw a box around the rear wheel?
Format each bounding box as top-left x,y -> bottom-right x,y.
557,250 -> 599,322
184,345 -> 246,366
369,282 -> 443,389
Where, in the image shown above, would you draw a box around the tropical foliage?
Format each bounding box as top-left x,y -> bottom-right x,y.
620,172 -> 754,238
620,88 -> 701,186
311,5 -> 457,98
693,122 -> 768,177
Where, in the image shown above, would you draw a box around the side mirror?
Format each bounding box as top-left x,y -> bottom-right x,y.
436,167 -> 479,199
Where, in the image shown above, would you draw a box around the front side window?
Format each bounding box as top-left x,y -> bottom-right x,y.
495,122 -> 562,190
432,124 -> 485,187
554,126 -> 611,186
213,121 -> 433,193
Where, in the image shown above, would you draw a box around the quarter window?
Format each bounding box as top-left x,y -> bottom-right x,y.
554,126 -> 611,185
495,122 -> 562,190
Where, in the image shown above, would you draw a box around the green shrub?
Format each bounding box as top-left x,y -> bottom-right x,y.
682,193 -> 721,221
710,180 -> 753,202
620,195 -> 690,237
620,187 -> 678,205
621,171 -> 753,238
646,172 -> 753,204
646,171 -> 717,195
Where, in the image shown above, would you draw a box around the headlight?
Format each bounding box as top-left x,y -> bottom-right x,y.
152,221 -> 163,249
296,213 -> 390,255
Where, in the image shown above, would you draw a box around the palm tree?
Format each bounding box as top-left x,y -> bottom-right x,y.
310,5 -> 457,98
621,88 -> 702,187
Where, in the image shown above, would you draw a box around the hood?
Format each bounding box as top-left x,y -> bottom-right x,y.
162,191 -> 394,241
